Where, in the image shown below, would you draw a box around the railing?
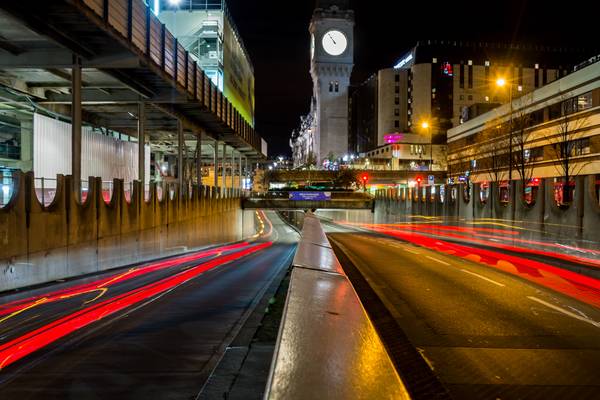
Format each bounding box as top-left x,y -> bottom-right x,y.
79,0 -> 262,153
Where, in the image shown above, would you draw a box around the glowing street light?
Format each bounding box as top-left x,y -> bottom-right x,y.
421,120 -> 432,171
496,75 -> 514,182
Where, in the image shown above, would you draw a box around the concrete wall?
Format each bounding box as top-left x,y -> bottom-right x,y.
0,172 -> 256,292
374,175 -> 600,241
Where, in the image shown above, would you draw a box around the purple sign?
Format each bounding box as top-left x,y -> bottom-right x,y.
289,191 -> 331,201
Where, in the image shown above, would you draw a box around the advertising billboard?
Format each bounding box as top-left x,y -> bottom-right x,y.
223,16 -> 255,127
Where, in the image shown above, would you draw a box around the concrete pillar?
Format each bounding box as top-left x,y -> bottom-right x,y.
177,120 -> 184,197
71,55 -> 82,201
138,102 -> 145,188
213,140 -> 218,189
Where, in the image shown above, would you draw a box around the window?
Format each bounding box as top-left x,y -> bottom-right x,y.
468,64 -> 473,88
573,138 -> 591,156
578,92 -> 593,110
484,60 -> 490,67
459,95 -> 464,100
459,63 -> 465,88
518,67 -> 523,86
394,108 -> 400,116
328,82 -> 333,92
334,81 -> 339,92
542,68 -> 547,85
395,96 -> 400,105
468,94 -> 473,101
394,120 -> 400,128
395,74 -> 400,82
394,86 -> 400,93
432,57 -> 437,63
534,70 -> 539,88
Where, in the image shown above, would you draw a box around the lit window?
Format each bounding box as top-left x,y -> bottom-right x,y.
432,57 -> 437,63
484,60 -> 490,67
485,96 -> 489,102
335,81 -> 339,92
535,63 -> 539,69
468,60 -> 473,66
518,85 -> 523,92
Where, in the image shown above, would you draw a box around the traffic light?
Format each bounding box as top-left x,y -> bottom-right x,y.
362,174 -> 368,183
416,176 -> 422,185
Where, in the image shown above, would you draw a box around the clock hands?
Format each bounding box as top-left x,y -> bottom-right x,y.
327,33 -> 337,45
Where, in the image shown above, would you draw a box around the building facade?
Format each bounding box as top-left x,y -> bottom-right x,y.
309,0 -> 354,165
158,0 -> 255,126
447,59 -> 600,192
349,40 -> 594,159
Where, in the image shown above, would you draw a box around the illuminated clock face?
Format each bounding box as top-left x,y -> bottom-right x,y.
322,30 -> 347,56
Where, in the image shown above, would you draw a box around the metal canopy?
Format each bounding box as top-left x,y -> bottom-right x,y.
0,2 -> 264,161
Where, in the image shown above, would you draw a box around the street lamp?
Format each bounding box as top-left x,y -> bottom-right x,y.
421,121 -> 432,171
496,74 -> 514,182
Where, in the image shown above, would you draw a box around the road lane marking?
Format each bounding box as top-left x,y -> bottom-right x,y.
426,256 -> 450,266
404,247 -> 420,255
460,269 -> 505,287
527,296 -> 600,329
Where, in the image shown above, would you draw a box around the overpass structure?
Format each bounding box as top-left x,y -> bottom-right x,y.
0,0 -> 265,198
266,169 -> 447,186
243,191 -> 374,210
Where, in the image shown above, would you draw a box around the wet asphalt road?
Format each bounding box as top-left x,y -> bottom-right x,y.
0,211 -> 297,400
325,222 -> 600,400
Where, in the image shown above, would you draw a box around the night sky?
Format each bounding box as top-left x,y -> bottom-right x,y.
227,0 -> 598,157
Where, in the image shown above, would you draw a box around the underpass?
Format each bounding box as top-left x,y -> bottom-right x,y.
0,211 -> 298,399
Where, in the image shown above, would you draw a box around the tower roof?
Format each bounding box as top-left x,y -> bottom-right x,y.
316,0 -> 351,10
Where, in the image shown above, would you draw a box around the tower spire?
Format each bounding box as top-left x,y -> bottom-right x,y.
315,0 -> 351,10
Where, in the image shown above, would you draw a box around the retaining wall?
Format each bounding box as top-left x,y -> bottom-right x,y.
374,175 -> 600,241
0,172 -> 255,291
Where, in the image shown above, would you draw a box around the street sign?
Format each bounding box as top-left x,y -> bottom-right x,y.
428,175 -> 435,186
289,192 -> 331,201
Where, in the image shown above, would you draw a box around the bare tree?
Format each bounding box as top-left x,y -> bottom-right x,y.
547,97 -> 590,205
511,106 -> 535,193
479,117 -> 509,184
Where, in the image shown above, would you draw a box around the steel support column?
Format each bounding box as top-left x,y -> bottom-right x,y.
177,119 -> 184,197
196,131 -> 202,190
213,139 -> 218,189
238,152 -> 244,190
71,55 -> 82,201
231,149 -> 235,190
138,102 -> 145,189
221,142 -> 227,194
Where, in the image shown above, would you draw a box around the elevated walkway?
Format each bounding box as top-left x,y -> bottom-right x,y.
0,0 -> 264,158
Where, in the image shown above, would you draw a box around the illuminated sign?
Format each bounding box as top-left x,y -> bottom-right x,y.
441,62 -> 453,76
394,53 -> 414,69
384,133 -> 404,144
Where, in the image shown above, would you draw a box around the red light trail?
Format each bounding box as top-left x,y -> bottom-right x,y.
0,241 -> 272,370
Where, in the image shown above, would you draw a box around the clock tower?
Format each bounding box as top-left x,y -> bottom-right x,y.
309,0 -> 354,165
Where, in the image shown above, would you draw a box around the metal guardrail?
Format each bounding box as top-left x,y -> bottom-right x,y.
264,213 -> 409,399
